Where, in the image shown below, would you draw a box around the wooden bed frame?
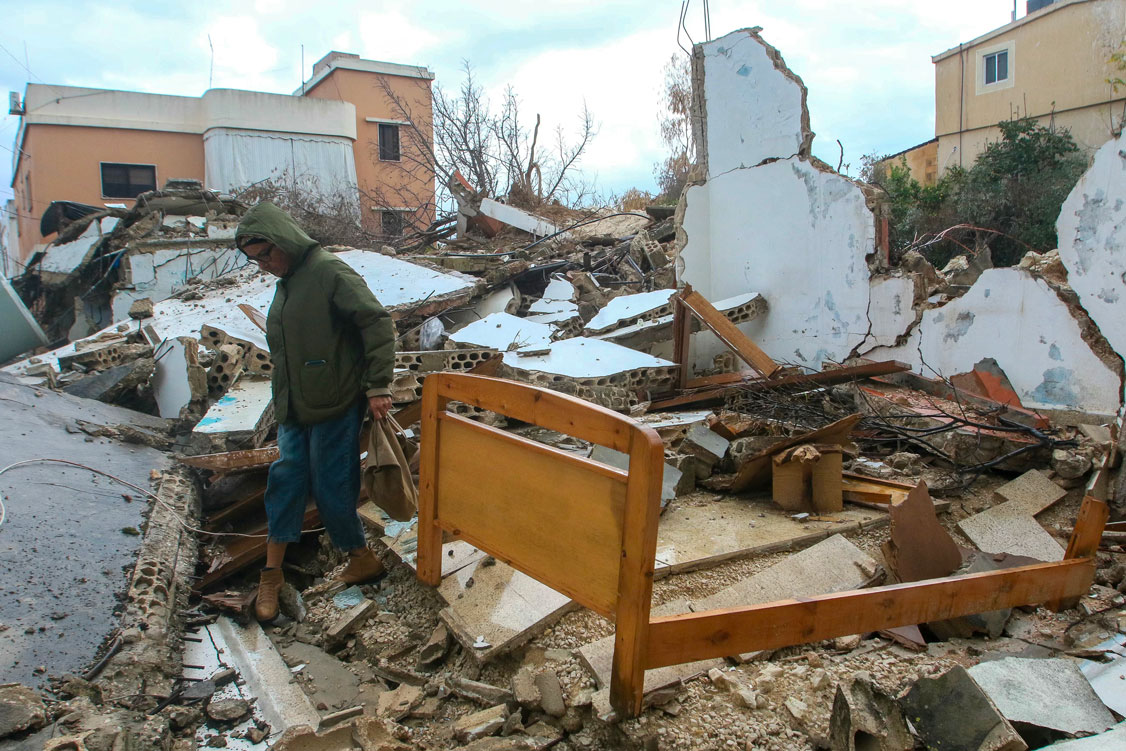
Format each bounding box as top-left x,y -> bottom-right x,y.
417,373 -> 1108,718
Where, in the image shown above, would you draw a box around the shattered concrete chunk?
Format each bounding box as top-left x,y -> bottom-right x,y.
900,665 -> 1027,751
829,675 -> 913,751
204,698 -> 250,723
533,670 -> 566,718
454,704 -> 508,744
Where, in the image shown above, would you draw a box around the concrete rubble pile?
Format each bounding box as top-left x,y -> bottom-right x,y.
2,26 -> 1126,751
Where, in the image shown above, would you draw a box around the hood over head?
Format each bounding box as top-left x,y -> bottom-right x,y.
235,202 -> 319,268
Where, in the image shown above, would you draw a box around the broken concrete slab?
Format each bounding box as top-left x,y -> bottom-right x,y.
325,599 -> 376,644
110,242 -> 250,322
994,469 -> 1067,515
0,277 -> 48,362
958,502 -> 1065,562
1078,635 -> 1126,717
450,311 -> 555,351
454,703 -> 508,744
0,375 -> 171,688
883,481 -> 961,583
584,289 -> 675,334
1056,131 -> 1126,362
192,377 -> 274,448
502,336 -> 676,380
61,357 -> 154,404
438,556 -> 575,664
653,497 -> 886,574
527,276 -> 577,317
969,657 -> 1116,740
900,665 -> 1028,751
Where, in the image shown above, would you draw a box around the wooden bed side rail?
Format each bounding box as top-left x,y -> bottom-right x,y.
644,495 -> 1107,672
416,373 -> 666,717
644,558 -> 1094,667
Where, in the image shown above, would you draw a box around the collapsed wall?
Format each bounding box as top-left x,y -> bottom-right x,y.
677,27 -> 1125,418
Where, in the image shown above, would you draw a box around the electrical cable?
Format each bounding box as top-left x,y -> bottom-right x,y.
0,457 -> 324,539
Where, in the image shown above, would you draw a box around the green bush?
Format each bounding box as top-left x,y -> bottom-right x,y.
874,118 -> 1087,268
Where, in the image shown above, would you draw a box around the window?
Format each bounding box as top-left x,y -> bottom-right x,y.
101,163 -> 156,198
381,210 -> 403,236
378,123 -> 401,161
984,50 -> 1008,85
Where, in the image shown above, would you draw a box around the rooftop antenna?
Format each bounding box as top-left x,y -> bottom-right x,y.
208,34 -> 214,89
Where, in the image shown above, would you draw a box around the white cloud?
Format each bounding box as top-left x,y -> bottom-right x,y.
357,10 -> 442,64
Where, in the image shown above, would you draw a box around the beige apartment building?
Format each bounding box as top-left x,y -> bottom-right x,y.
883,0 -> 1125,185
8,51 -> 434,267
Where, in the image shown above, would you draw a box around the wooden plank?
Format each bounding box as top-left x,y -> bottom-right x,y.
680,290 -> 780,377
667,361 -> 910,406
1047,496 -> 1108,611
203,486 -> 266,530
430,373 -> 637,453
841,473 -> 916,504
196,503 -> 319,591
644,558 -> 1095,668
238,303 -> 268,333
416,378 -> 446,587
672,296 -> 692,391
731,414 -> 862,492
177,446 -> 279,472
434,412 -> 627,618
609,427 -> 666,718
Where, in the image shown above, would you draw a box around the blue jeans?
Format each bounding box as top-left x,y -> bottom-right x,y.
264,400 -> 367,551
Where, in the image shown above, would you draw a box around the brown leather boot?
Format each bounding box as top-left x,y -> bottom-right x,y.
337,548 -> 384,584
255,567 -> 284,621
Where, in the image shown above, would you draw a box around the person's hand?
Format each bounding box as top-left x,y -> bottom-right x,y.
368,395 -> 392,420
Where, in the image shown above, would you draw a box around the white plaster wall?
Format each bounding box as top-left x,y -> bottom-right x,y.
867,268 -> 1122,416
864,275 -> 918,348
700,30 -> 807,176
1056,132 -> 1126,360
680,157 -> 875,366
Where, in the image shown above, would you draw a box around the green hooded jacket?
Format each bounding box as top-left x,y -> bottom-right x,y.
235,202 -> 394,425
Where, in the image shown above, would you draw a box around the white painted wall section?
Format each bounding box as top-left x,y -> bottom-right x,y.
700,29 -> 808,176
1056,132 -> 1126,360
867,268 -> 1122,416
39,221 -> 102,276
863,275 -> 918,348
680,157 -> 875,366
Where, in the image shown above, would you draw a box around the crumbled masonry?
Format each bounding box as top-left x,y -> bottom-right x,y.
1,26 -> 1126,751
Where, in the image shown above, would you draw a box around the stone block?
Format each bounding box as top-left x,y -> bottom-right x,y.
829,675 -> 913,751
533,669 -> 566,718
0,683 -> 47,738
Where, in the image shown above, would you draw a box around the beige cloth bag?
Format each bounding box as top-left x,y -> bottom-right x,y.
363,415 -> 419,522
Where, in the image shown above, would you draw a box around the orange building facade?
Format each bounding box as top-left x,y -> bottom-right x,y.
8,52 -> 434,267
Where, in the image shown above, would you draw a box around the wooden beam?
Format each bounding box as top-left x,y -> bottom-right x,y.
679,290 -> 780,377
196,503 -> 319,591
652,361 -> 910,410
644,558 -> 1094,668
1046,496 -> 1108,611
672,294 -> 693,391
416,377 -> 446,588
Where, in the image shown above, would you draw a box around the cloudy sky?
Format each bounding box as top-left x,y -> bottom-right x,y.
0,0 -> 1023,206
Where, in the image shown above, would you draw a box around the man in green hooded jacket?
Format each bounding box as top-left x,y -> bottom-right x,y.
235,202 -> 394,621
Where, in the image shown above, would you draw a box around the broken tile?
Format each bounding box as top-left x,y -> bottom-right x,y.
900,665 -> 1027,751
325,599 -> 376,643
958,503 -> 1065,562
994,470 -> 1067,515
883,481 -> 961,583
969,657 -> 1116,738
